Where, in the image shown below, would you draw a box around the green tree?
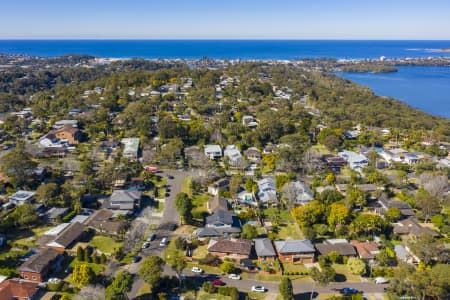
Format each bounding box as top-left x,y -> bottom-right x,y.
310,266 -> 336,285
0,142 -> 37,188
100,253 -> 107,264
12,203 -> 38,228
318,189 -> 343,205
77,246 -> 84,261
241,224 -> 258,239
105,271 -> 133,300
347,257 -> 366,275
326,173 -> 336,185
279,277 -> 294,300
138,256 -> 165,287
84,248 -> 91,263
327,251 -> 340,264
174,192 -> 193,224
35,183 -> 60,206
327,203 -> 350,228
72,264 -> 94,287
229,174 -> 243,198
220,262 -> 236,274
385,208 -> 402,222
164,239 -> 187,286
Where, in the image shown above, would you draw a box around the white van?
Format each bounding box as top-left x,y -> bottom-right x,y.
159,237 -> 168,247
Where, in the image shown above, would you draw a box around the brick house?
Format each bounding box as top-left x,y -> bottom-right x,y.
46,222 -> 86,252
254,238 -> 277,261
0,278 -> 40,300
207,238 -> 252,260
274,240 -> 315,263
52,125 -> 81,145
19,248 -> 62,282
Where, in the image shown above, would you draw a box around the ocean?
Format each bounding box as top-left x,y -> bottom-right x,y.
0,40 -> 450,60
0,39 -> 450,119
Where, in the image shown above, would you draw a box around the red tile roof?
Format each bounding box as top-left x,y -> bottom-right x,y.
0,279 -> 39,299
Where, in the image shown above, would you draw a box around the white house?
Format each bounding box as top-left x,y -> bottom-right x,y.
9,190 -> 36,206
237,191 -> 258,207
121,138 -> 140,160
257,177 -> 277,207
204,145 -> 222,160
224,145 -> 243,167
338,150 -> 368,171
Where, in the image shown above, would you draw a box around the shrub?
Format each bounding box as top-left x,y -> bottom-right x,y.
202,282 -> 217,294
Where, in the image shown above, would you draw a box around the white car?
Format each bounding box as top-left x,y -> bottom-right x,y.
142,242 -> 150,249
191,267 -> 203,273
47,278 -> 61,284
228,274 -> 241,280
375,277 -> 389,284
251,285 -> 266,293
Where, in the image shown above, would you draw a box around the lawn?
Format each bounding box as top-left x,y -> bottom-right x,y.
332,263 -> 361,282
246,292 -> 267,299
90,235 -> 123,256
182,176 -> 193,195
283,262 -> 309,273
276,222 -> 304,240
192,194 -> 210,217
69,260 -> 105,276
197,291 -> 231,300
157,200 -> 164,213
262,208 -> 293,221
137,282 -> 151,297
187,262 -> 221,274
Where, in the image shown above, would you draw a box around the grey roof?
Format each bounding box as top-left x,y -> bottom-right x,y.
208,196 -> 229,212
274,240 -> 315,254
315,242 -> 357,256
19,248 -> 60,273
206,210 -> 234,226
108,190 -> 141,210
45,207 -> 69,219
254,238 -> 276,257
394,245 -> 408,260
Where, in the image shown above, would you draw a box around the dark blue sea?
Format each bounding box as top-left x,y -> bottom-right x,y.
1,40 -> 450,119
1,40 -> 450,59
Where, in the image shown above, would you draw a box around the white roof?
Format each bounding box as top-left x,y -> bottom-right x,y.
70,215 -> 90,224
44,223 -> 70,236
204,144 -> 222,153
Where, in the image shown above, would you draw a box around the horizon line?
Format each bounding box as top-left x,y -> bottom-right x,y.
1,37 -> 450,41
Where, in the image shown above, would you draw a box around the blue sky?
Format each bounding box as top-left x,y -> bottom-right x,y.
1,0 -> 450,39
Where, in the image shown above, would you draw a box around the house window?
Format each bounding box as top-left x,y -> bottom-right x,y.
32,276 -> 37,280
24,275 -> 28,279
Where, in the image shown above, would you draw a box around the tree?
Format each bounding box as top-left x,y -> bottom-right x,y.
0,142 -> 37,188
105,271 -> 133,300
164,240 -> 187,286
327,203 -> 350,228
419,172 -> 448,199
72,264 -> 94,287
346,186 -> 365,208
350,214 -> 387,237
327,251 -> 340,264
347,257 -> 366,275
138,256 -> 165,287
415,189 -> 441,222
84,248 -> 91,263
100,253 -> 107,264
292,200 -> 325,229
241,224 -> 258,239
279,277 -> 294,300
77,246 -> 84,261
310,266 -> 336,285
220,262 -> 236,274
318,189 -> 343,205
12,203 -> 38,228
408,233 -> 449,265
36,183 -> 59,206
326,173 -> 336,185
385,207 -> 402,222
245,178 -> 256,193
174,192 -> 193,224
229,174 -> 243,198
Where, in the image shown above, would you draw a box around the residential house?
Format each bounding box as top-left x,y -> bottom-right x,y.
46,222 -> 86,252
19,248 -> 62,282
0,279 -> 40,300
184,146 -> 202,161
244,147 -> 261,162
263,144 -> 276,154
282,181 -> 314,206
351,241 -> 380,262
51,125 -> 80,145
254,238 -> 277,261
204,144 -> 222,160
207,238 -> 252,260
242,115 -> 258,128
338,150 -> 369,171
9,190 -> 36,206
257,177 -> 277,207
207,178 -> 230,196
224,145 -> 243,167
121,138 -> 140,160
377,194 -> 415,218
237,191 -> 257,207
274,240 -> 315,263
86,209 -> 126,236
207,195 -> 229,213
315,239 -> 357,258
393,218 -> 438,239
323,155 -> 347,173
45,207 -> 69,224
104,190 -> 141,211
196,210 -> 241,239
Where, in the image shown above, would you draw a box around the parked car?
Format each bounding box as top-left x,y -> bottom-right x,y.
167,175 -> 174,180
375,277 -> 389,284
228,274 -> 241,280
341,288 -> 358,295
168,224 -> 177,231
191,267 -> 203,273
132,256 -> 142,263
142,242 -> 150,249
160,237 -> 168,247
251,286 -> 266,293
211,279 -> 226,286
147,233 -> 156,241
